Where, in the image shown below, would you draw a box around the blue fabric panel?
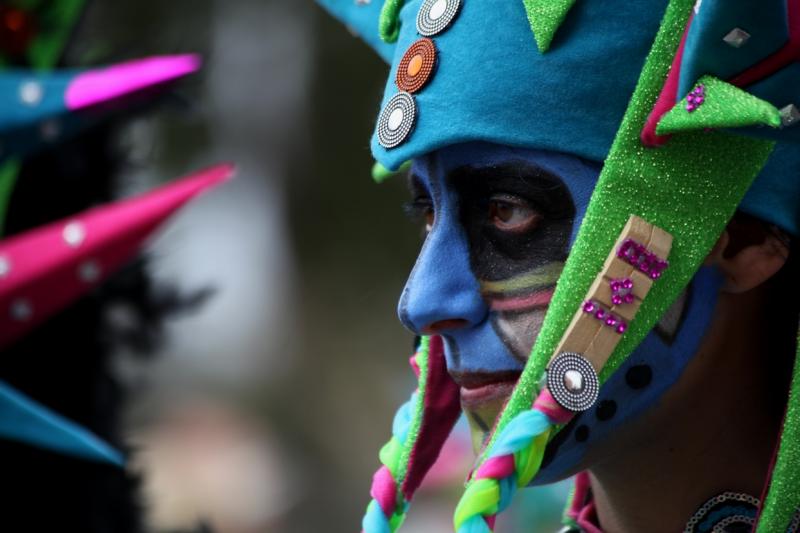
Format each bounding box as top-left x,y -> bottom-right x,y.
369,0 -> 669,170
677,0 -> 788,98
316,0 -> 396,63
741,141 -> 800,235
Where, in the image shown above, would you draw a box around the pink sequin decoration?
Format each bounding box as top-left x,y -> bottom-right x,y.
617,239 -> 669,280
609,278 -> 635,306
583,300 -> 627,335
686,83 -> 705,112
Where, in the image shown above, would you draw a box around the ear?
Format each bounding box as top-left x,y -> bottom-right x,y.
704,222 -> 789,294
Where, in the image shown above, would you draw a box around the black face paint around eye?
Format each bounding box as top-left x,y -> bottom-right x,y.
450,162 -> 576,282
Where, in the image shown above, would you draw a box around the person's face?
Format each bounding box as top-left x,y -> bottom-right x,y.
398,142 -> 723,480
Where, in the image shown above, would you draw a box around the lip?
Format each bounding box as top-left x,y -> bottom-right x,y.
452,371 -> 521,409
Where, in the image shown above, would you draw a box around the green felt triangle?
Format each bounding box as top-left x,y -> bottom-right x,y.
522,0 -> 577,53
372,160 -> 411,183
379,0 -> 405,43
657,75 -> 781,136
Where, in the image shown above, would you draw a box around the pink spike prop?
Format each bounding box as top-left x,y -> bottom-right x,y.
65,54 -> 202,111
0,163 -> 234,350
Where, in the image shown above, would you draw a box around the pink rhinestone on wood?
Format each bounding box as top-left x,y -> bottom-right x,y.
583,300 -> 627,335
617,239 -> 669,280
610,278 -> 635,306
686,83 -> 705,112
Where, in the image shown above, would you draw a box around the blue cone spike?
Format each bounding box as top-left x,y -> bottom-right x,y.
0,379 -> 124,466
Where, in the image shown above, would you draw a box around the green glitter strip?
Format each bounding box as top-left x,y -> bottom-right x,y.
521,0 -> 577,53
483,0 -> 774,463
757,327 -> 800,532
379,0 -> 405,44
657,76 -> 781,136
395,335 -> 430,492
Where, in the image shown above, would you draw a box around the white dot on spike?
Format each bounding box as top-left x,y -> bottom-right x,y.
19,81 -> 44,106
10,299 -> 32,321
0,256 -> 9,278
387,108 -> 405,131
63,221 -> 86,248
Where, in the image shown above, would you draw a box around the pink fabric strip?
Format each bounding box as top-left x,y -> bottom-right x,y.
485,515 -> 497,529
475,454 -> 515,480
533,389 -> 574,425
567,471 -> 592,521
577,501 -> 603,533
401,335 -> 462,500
489,289 -> 553,311
370,465 -> 398,516
65,54 -> 201,110
640,12 -> 693,147
409,353 -> 421,379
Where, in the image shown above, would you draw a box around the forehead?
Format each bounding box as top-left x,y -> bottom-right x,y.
410,142 -> 603,193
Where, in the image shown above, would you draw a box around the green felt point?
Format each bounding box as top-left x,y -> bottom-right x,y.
379,0 -> 405,44
522,0 -> 577,53
656,75 -> 782,136
372,160 -> 411,183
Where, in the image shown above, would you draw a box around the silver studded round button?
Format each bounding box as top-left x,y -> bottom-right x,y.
377,92 -> 416,149
546,352 -> 600,412
417,0 -> 461,37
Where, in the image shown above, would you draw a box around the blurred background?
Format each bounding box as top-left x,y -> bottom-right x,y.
13,0 -> 569,531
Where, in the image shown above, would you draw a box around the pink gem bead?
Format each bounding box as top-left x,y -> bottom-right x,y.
605,315 -> 618,327
595,309 -> 606,320
616,322 -> 628,334
612,295 -> 623,305
623,279 -> 633,290
583,301 -> 596,313
624,293 -> 635,304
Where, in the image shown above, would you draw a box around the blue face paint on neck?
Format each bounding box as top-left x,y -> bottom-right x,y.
397,141 -> 723,472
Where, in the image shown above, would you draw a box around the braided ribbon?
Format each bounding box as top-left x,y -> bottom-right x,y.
453,390 -> 572,532
362,336 -> 461,532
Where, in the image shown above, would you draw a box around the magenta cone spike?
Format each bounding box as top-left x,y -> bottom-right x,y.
0,163 -> 234,350
65,54 -> 202,111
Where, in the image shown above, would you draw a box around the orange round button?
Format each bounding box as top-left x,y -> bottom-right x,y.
407,54 -> 424,77
396,38 -> 436,94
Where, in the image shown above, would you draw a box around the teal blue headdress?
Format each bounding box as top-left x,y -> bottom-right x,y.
320,1 -> 800,531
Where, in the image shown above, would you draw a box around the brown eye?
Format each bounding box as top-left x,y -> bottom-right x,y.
488,194 -> 541,233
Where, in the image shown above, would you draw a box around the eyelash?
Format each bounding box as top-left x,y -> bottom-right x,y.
402,198 -> 433,220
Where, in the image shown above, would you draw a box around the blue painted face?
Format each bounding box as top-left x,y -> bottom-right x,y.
398,141 -> 724,481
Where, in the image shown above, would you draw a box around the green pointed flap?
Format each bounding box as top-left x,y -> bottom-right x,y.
657,75 -> 781,136
372,160 -> 411,183
522,0 -> 577,53
379,0 -> 405,43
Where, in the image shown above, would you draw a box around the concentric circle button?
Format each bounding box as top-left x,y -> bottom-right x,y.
396,38 -> 436,93
377,92 -> 416,149
417,0 -> 461,37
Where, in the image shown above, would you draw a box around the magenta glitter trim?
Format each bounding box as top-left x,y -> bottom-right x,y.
582,300 -> 627,335
686,83 -> 705,113
617,239 -> 669,280
609,278 -> 635,305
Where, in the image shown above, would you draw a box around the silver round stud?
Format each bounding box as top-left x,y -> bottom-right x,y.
546,352 -> 599,412
0,256 -> 10,278
377,92 -> 416,149
78,260 -> 101,283
10,299 -> 33,322
417,0 -> 461,37
19,80 -> 44,106
62,221 -> 86,248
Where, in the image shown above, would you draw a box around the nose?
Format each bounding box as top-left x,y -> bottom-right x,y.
398,214 -> 487,335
